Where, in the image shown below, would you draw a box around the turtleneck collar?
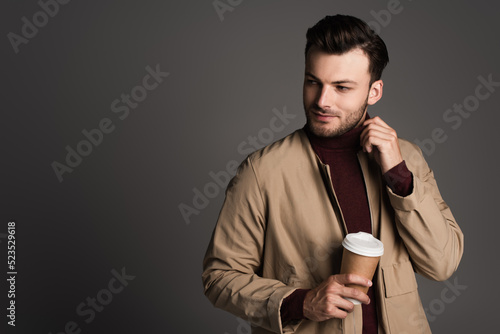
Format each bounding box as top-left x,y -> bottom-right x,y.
304,113 -> 371,151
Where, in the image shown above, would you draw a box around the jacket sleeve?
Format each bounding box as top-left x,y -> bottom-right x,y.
387,140 -> 464,281
202,157 -> 297,334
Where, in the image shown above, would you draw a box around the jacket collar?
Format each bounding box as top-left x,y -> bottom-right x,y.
296,127 -> 382,238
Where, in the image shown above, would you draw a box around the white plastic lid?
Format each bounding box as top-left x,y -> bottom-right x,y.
342,232 -> 384,257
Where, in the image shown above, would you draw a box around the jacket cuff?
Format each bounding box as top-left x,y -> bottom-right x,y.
269,286 -> 302,333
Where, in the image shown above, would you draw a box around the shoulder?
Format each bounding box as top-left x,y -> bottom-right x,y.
233,128 -> 316,183
398,138 -> 422,157
397,138 -> 431,177
247,129 -> 311,166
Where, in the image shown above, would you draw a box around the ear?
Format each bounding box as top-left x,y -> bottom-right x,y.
367,80 -> 383,105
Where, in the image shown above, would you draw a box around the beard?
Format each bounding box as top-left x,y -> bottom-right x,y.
305,96 -> 368,138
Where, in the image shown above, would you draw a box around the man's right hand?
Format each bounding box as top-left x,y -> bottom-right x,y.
303,274 -> 372,322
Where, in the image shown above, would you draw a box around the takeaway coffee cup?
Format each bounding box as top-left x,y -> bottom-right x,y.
340,232 -> 384,304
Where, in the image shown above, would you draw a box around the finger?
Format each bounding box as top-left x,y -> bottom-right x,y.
361,129 -> 398,154
336,273 -> 372,287
360,123 -> 396,143
325,294 -> 353,318
330,307 -> 349,319
360,134 -> 386,154
361,135 -> 396,154
342,287 -> 371,305
361,120 -> 395,144
361,129 -> 397,145
335,296 -> 356,313
363,116 -> 391,129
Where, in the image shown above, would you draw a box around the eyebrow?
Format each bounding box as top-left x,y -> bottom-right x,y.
305,72 -> 358,85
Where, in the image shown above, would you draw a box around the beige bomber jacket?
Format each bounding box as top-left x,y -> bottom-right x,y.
202,128 -> 464,334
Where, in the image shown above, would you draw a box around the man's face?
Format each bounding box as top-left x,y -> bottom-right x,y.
303,47 -> 377,137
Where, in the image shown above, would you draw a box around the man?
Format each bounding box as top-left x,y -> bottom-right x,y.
202,15 -> 464,334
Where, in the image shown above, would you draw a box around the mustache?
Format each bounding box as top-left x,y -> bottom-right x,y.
310,105 -> 341,116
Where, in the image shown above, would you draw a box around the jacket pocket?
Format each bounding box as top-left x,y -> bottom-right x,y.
381,261 -> 430,333
382,260 -> 418,298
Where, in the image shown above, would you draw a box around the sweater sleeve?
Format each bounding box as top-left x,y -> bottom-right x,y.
280,289 -> 310,323
383,160 -> 413,197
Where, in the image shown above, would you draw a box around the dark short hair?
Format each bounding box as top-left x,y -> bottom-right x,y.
305,15 -> 389,85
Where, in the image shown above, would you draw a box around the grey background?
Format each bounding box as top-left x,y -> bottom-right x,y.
1,0 -> 498,333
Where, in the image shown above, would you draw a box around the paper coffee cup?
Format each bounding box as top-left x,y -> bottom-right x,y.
340,232 -> 384,304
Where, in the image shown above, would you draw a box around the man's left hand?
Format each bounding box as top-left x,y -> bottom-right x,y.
360,116 -> 403,174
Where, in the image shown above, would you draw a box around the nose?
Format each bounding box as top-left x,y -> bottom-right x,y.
317,85 -> 333,111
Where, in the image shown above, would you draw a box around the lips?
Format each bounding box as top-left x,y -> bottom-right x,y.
312,111 -> 338,122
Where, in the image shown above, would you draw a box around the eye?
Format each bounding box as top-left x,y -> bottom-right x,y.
306,79 -> 318,85
337,86 -> 350,92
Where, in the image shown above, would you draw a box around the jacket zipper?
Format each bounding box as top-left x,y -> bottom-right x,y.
321,157 -> 375,236
322,157 -> 377,334
322,163 -> 348,236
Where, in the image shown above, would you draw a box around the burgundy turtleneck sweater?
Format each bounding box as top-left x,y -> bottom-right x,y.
280,116 -> 412,333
